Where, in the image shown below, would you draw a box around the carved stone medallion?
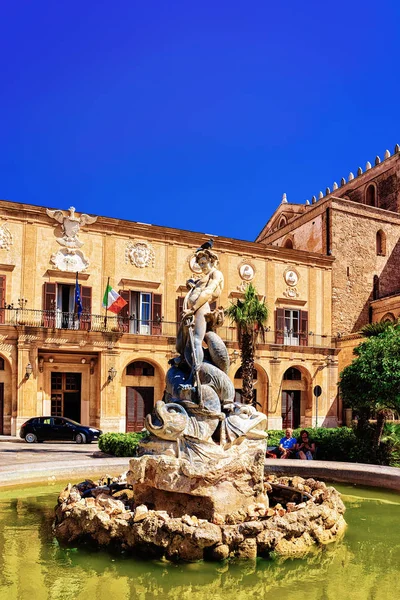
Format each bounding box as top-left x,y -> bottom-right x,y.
50,249 -> 89,273
0,223 -> 12,250
126,241 -> 155,268
283,267 -> 299,287
239,263 -> 255,281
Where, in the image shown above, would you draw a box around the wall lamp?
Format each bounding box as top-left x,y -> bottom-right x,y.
107,366 -> 117,382
25,363 -> 33,379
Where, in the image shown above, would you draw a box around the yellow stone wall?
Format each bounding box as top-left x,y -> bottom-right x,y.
0,200 -> 337,435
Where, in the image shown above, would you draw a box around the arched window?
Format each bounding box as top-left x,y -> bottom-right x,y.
0,357 -> 4,370
283,238 -> 294,249
373,275 -> 380,300
381,313 -> 395,323
283,367 -> 302,380
279,217 -> 287,229
366,184 -> 377,207
376,230 -> 386,256
126,361 -> 155,376
234,367 -> 257,380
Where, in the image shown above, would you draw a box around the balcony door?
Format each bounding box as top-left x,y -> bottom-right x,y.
43,283 -> 92,330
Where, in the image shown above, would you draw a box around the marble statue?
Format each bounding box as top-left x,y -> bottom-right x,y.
128,243 -> 269,521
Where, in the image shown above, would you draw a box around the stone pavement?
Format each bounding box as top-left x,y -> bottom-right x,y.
0,436 -> 129,487
1,435 -> 400,491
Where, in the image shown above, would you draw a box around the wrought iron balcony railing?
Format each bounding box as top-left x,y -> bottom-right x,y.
0,308 -> 333,347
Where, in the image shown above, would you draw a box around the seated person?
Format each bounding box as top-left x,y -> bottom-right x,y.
296,429 -> 316,460
278,428 -> 297,459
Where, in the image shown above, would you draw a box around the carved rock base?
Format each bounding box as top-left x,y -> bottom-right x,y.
53,474 -> 347,562
127,439 -> 269,523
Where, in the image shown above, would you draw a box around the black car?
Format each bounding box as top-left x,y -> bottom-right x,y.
20,416 -> 102,444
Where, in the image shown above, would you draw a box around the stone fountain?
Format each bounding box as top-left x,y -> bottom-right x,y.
54,244 -> 346,561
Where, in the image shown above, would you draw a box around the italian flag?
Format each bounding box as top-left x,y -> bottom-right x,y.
102,284 -> 127,314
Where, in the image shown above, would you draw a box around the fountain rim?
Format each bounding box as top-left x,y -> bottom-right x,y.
0,456 -> 400,491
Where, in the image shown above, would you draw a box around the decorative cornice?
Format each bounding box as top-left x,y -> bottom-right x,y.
275,297 -> 307,306
119,279 -> 160,290
46,270 -> 90,280
0,263 -> 15,272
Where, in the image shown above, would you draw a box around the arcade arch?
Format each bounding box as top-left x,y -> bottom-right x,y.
232,363 -> 269,413
281,365 -> 312,429
0,353 -> 12,435
122,358 -> 164,432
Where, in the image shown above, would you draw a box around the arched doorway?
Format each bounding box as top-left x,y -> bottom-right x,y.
125,360 -> 156,432
0,356 -> 4,434
234,366 -> 258,406
232,364 -> 268,412
281,366 -> 311,429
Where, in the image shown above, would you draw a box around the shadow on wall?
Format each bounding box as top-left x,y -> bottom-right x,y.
351,238 -> 400,333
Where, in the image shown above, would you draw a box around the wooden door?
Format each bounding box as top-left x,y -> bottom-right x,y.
126,387 -> 154,432
51,372 -> 81,422
0,383 -> 3,434
281,390 -> 301,429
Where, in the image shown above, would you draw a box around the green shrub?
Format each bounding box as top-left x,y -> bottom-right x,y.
267,427 -> 358,462
267,425 -> 400,465
98,431 -> 148,457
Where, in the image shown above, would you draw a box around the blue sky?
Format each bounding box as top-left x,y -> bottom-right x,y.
1,1 -> 399,241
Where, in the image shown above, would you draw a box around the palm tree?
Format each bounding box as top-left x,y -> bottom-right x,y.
225,283 -> 269,406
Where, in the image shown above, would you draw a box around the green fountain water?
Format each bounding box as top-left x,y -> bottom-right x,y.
0,482 -> 399,600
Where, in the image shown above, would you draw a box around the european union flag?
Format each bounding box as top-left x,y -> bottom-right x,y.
75,273 -> 83,319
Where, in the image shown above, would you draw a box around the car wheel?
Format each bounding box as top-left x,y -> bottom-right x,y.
25,433 -> 37,443
75,433 -> 86,444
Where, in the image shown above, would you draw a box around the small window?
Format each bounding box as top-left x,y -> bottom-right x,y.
283,367 -> 302,380
381,313 -> 395,323
376,230 -> 386,256
373,275 -> 380,300
126,361 -> 155,376
366,184 -> 376,207
234,367 -> 258,380
279,217 -> 287,229
0,357 -> 4,370
283,238 -> 294,249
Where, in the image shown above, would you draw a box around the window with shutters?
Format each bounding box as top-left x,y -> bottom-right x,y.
42,283 -> 92,330
275,308 -> 308,346
0,276 -> 5,324
118,291 -> 163,335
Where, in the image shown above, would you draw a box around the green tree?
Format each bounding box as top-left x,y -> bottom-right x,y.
225,283 -> 269,406
339,324 -> 400,452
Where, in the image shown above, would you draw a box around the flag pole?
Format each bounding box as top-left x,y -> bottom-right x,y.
104,276 -> 110,330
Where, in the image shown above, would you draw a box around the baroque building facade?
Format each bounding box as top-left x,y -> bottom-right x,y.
0,199 -> 336,436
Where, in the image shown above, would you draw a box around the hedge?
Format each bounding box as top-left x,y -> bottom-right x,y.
268,426 -> 399,465
98,425 -> 399,465
98,431 -> 148,457
267,427 -> 360,462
